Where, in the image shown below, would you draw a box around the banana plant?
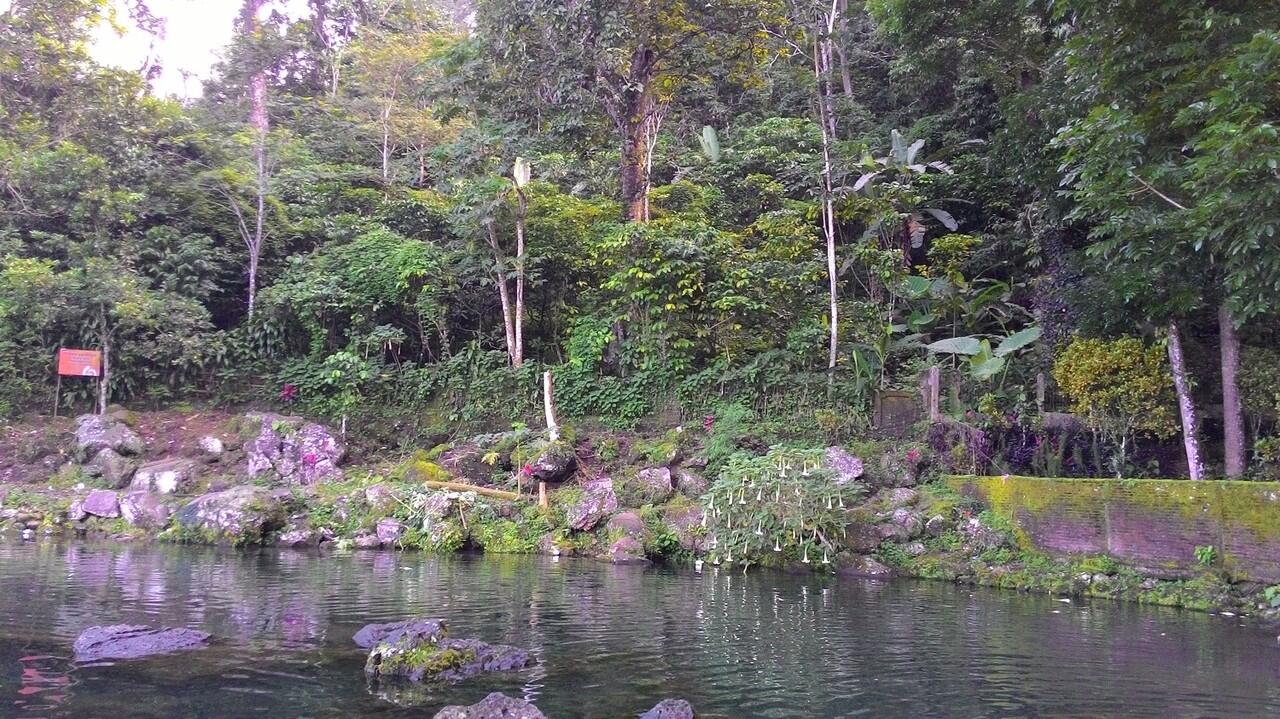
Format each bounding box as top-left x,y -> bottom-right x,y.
926,325 -> 1042,382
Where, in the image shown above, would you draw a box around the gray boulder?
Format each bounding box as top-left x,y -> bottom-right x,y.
623,467 -> 674,506
377,518 -> 406,546
130,458 -> 199,495
924,514 -> 948,537
642,699 -> 695,719
834,554 -> 893,579
196,436 -> 224,461
665,506 -> 709,554
823,447 -> 864,486
844,521 -> 882,554
84,448 -> 138,488
276,521 -> 321,548
364,618 -> 531,684
74,414 -> 143,461
82,489 -> 120,518
882,487 -> 920,509
606,535 -> 648,564
673,468 -> 708,497
526,440 -> 577,483
172,486 -> 287,544
119,491 -> 171,530
244,414 -> 345,485
354,618 -> 448,649
567,478 -> 617,531
73,625 -> 210,662
433,693 -> 547,719
353,532 -> 383,549
607,511 -> 647,539
364,483 -> 397,513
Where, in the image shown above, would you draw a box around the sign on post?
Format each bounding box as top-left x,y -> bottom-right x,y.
57,349 -> 102,377
53,348 -> 103,417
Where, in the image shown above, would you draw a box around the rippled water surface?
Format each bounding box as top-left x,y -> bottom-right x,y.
1,541 -> 1278,718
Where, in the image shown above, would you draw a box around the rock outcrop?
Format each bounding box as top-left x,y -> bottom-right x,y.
172,486 -> 287,544
119,491 -> 171,529
130,458 -> 199,495
74,414 -> 144,462
84,448 -> 138,488
567,477 -> 617,531
244,414 -> 345,485
73,624 -> 210,662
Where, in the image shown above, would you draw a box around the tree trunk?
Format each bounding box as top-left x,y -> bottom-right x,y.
813,13 -> 840,380
243,0 -> 269,320
97,308 -> 110,415
1167,319 -> 1205,480
513,192 -> 527,367
619,114 -> 649,222
487,223 -> 517,366
1219,303 -> 1246,478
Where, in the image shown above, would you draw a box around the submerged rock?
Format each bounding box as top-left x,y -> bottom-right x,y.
353,618 -> 447,649
567,477 -> 617,531
363,618 -> 531,684
834,554 -> 893,579
74,414 -> 144,461
641,699 -> 696,719
172,486 -> 287,544
130,458 -> 199,495
244,413 -> 345,485
73,624 -> 210,662
432,692 -> 547,719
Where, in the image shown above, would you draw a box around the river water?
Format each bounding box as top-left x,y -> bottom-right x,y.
0,541 -> 1277,718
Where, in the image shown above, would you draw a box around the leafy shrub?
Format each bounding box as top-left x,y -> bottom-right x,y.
1052,336 -> 1177,476
702,447 -> 865,568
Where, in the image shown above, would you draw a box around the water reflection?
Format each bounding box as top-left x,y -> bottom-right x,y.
0,541 -> 1277,718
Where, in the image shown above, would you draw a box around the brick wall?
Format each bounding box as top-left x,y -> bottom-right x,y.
946,475 -> 1280,582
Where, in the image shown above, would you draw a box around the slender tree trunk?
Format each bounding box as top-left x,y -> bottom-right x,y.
1219,303 -> 1246,478
487,223 -> 517,366
97,314 -> 110,415
513,192 -> 527,367
813,10 -> 840,380
243,0 -> 269,320
1167,319 -> 1205,480
620,113 -> 649,222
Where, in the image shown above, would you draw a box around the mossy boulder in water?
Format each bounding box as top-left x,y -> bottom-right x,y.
362,617 -> 531,684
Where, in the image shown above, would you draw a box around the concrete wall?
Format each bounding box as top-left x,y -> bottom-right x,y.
946,475 -> 1280,582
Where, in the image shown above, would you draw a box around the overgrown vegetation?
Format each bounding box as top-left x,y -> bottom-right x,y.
2,0 -> 1279,480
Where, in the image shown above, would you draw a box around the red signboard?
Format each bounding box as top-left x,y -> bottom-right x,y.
57,349 -> 101,377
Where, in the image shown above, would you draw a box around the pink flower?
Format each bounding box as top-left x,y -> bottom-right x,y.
906,448 -> 922,464
703,414 -> 715,432
303,452 -> 318,466
521,464 -> 533,476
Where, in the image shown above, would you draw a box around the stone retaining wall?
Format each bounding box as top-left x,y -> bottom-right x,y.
946,475 -> 1280,582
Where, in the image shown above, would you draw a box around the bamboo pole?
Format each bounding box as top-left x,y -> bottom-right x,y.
422,481 -> 522,501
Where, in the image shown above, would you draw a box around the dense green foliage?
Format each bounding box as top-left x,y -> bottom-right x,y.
2,0 -> 1278,477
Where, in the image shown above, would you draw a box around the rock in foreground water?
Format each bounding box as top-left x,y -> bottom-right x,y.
353,618 -> 447,649
432,692 -> 547,719
363,618 -> 531,684
73,624 -> 210,662
641,699 -> 696,719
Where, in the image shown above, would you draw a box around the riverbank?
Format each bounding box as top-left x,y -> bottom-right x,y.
3,407 -> 1279,625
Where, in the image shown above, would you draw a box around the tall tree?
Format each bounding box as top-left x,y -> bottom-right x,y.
475,0 -> 784,221
239,0 -> 271,319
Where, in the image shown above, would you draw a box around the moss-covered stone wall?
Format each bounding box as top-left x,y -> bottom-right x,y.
946,475 -> 1280,582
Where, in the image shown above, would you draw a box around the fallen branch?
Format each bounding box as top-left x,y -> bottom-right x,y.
422,481 -> 523,501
